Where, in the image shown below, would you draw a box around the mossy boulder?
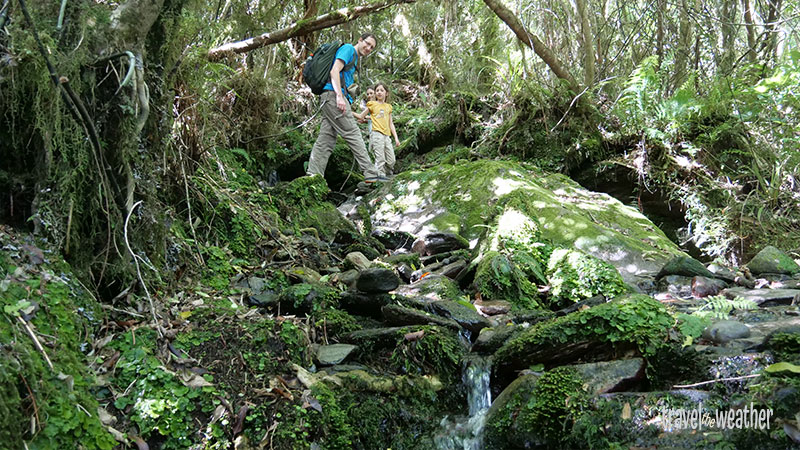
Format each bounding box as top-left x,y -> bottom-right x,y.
367,160 -> 686,288
494,294 -> 673,376
746,245 -> 800,275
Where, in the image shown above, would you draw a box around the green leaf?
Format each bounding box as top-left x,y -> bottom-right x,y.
765,362 -> 800,374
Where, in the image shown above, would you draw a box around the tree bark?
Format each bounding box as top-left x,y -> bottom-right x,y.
742,0 -> 756,63
482,0 -> 580,93
762,0 -> 783,64
207,0 -> 415,60
718,1 -> 737,75
575,0 -> 595,86
673,0 -> 693,90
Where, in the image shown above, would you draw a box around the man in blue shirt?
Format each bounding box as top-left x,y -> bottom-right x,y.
306,33 -> 384,182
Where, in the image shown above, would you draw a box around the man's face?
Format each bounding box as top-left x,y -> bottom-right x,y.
357,36 -> 377,57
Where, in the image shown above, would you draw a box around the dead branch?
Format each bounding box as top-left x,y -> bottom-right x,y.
207,0 -> 415,60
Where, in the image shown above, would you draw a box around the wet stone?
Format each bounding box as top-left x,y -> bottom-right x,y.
316,344 -> 358,366
356,268 -> 400,293
344,252 -> 371,271
746,245 -> 800,275
701,320 -> 751,344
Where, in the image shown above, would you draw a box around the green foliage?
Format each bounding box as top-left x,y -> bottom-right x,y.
390,326 -> 464,379
688,295 -> 757,320
474,251 -> 541,310
0,252 -> 115,449
762,332 -> 800,363
518,367 -> 589,441
545,248 -> 630,307
313,308 -> 362,340
201,245 -> 234,290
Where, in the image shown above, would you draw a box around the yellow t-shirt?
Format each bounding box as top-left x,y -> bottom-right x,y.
366,101 -> 392,136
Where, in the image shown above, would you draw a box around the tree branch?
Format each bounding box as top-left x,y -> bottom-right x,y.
482,0 -> 580,93
207,0 -> 415,61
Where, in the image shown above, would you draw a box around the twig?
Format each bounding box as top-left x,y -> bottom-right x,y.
18,316 -> 54,371
124,201 -> 163,338
673,374 -> 760,389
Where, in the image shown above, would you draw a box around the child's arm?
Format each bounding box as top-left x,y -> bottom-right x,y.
353,106 -> 368,121
389,112 -> 400,146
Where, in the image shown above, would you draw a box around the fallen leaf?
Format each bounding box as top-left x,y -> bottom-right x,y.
621,402 -> 632,420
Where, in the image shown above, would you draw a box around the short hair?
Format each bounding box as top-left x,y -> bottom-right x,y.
360,32 -> 377,45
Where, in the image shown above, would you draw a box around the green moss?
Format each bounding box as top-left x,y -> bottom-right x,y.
390,326 -> 465,380
474,251 -> 542,309
313,308 -> 362,339
201,245 -> 234,290
763,332 -> 800,363
496,294 -> 673,371
0,251 -> 116,449
546,248 -> 630,307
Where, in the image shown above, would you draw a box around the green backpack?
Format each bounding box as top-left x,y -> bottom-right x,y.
302,40 -> 356,95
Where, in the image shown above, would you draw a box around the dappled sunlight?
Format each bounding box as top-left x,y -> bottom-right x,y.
490,209 -> 537,251
492,177 -> 524,196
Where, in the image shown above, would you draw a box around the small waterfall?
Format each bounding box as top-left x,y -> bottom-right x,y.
434,356 -> 492,450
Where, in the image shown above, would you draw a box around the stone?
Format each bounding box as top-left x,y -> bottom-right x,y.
656,274 -> 694,299
438,259 -> 467,279
572,358 -> 645,394
472,324 -> 523,354
746,245 -> 800,275
395,274 -> 460,302
246,290 -> 279,308
430,300 -> 492,334
339,290 -> 394,317
657,256 -> 715,279
287,266 -> 323,284
356,268 -> 400,293
381,304 -> 460,329
691,276 -> 728,298
333,269 -> 359,288
475,300 -> 512,316
701,320 -> 751,344
371,228 -> 415,250
413,232 -> 469,256
396,264 -> 414,282
721,287 -> 800,306
344,252 -> 371,271
247,276 -> 268,294
706,263 -> 736,282
315,344 -> 357,366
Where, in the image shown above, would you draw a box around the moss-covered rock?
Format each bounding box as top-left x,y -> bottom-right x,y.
367,160 -> 686,287
746,245 -> 800,275
494,294 -> 673,376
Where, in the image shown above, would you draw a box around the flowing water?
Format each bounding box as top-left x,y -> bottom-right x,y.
433,355 -> 492,450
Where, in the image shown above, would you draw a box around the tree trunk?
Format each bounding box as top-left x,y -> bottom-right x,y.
482,0 -> 580,93
207,0 -> 415,60
575,0 -> 595,86
742,0 -> 756,63
656,0 -> 665,68
762,0 -> 782,64
673,0 -> 693,90
718,1 -> 737,75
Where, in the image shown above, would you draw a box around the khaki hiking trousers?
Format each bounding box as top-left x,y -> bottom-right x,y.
307,90 -> 379,179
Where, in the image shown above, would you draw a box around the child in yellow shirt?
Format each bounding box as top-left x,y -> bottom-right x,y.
356,82 -> 400,177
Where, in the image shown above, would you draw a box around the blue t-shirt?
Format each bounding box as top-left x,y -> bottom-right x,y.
323,44 -> 357,102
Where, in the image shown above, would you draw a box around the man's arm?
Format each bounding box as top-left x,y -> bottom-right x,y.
329,59 -> 347,112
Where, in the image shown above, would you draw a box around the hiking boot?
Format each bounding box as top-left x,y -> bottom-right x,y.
364,175 -> 390,184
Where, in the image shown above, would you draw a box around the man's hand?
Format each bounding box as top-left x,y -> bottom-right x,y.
336,93 -> 347,112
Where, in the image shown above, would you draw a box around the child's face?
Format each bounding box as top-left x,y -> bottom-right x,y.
375,85 -> 387,101
366,89 -> 375,101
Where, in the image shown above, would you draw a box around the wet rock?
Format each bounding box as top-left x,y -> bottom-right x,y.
657,274 -> 694,298
339,290 -> 394,317
657,256 -> 715,279
395,274 -> 460,302
278,283 -> 331,313
396,264 -> 414,283
472,325 -> 522,354
746,245 -> 800,275
344,326 -> 427,348
707,262 -> 737,282
332,269 -> 359,288
475,300 -> 512,316
344,252 -> 371,271
412,232 -> 469,256
246,276 -> 268,294
691,276 -> 728,298
572,358 -> 645,394
356,268 -> 400,293
430,300 -> 491,334
439,259 -> 467,279
315,344 -> 357,366
371,228 -> 415,250
721,287 -> 800,306
381,304 -> 460,329
287,266 -> 323,284
382,252 -> 421,269
701,320 -> 751,344
247,290 -> 279,308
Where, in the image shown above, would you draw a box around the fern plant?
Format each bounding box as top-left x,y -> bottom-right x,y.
689,295 -> 757,320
